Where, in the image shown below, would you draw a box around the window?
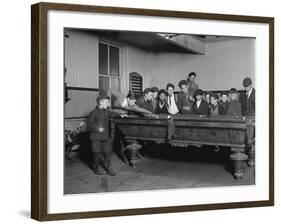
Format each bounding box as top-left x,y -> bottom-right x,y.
98,42 -> 120,93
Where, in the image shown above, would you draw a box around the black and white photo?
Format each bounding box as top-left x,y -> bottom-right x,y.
63,28 -> 256,194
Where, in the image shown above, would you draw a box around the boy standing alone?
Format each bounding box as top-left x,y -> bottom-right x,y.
87,94 -> 125,176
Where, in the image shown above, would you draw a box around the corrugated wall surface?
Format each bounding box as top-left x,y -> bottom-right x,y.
149,52 -> 190,91
64,29 -> 99,118
127,46 -> 151,90
149,38 -> 255,91
65,90 -> 98,118
65,29 -> 99,88
187,38 -> 255,90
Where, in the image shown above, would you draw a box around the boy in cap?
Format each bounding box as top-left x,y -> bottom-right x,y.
151,87 -> 159,113
204,91 -> 211,105
204,91 -> 212,111
136,88 -> 154,113
240,77 -> 255,116
87,94 -> 125,176
187,72 -> 199,101
209,93 -> 219,115
155,89 -> 169,114
177,80 -> 193,114
191,89 -> 209,115
218,92 -> 229,115
106,88 -> 152,115
226,88 -> 242,116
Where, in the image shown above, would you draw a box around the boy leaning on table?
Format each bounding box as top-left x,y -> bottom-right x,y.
87,94 -> 127,176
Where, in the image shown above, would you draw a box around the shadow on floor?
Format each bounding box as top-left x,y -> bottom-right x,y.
69,139 -> 235,178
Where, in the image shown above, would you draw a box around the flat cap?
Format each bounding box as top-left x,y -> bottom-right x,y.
143,88 -> 153,94
221,92 -> 228,97
229,88 -> 237,94
210,93 -> 219,100
151,87 -> 159,93
158,89 -> 168,96
178,80 -> 188,88
166,83 -> 175,90
96,94 -> 109,104
194,89 -> 204,97
188,72 -> 196,77
204,91 -> 212,96
126,91 -> 136,100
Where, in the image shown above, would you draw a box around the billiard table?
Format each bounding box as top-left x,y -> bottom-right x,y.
112,114 -> 255,179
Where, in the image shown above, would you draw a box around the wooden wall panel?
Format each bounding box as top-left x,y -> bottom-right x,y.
187,38 -> 255,90
64,29 -> 99,88
149,38 -> 255,91
65,90 -> 99,118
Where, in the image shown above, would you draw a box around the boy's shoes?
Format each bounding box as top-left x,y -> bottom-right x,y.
101,158 -> 116,176
93,166 -> 106,175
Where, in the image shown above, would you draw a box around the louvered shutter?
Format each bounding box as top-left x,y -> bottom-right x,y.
129,72 -> 143,98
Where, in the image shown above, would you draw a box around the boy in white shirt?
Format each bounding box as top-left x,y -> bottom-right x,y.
166,83 -> 179,115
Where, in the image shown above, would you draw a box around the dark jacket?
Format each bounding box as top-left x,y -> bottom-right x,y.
191,100 -> 209,115
218,101 -> 229,115
151,99 -> 158,113
226,100 -> 242,116
240,88 -> 255,116
87,106 -> 115,141
177,92 -> 193,114
136,95 -> 154,113
209,104 -> 219,115
155,100 -> 169,114
187,81 -> 199,98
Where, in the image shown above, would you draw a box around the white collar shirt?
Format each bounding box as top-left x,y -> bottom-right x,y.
168,94 -> 179,115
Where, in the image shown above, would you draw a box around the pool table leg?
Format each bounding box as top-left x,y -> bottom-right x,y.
126,141 -> 142,168
247,144 -> 255,167
120,141 -> 130,165
230,147 -> 248,179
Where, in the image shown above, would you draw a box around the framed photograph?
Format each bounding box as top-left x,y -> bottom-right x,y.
31,2 -> 274,221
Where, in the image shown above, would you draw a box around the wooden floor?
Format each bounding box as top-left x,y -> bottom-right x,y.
64,144 -> 255,194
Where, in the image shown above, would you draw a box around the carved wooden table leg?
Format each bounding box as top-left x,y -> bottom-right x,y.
120,141 -> 130,165
230,147 -> 248,179
247,144 -> 255,167
126,141 -> 142,168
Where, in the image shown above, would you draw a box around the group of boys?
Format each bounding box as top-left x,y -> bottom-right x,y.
133,73 -> 255,117
86,72 -> 255,176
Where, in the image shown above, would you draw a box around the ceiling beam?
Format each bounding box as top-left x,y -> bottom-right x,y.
156,34 -> 205,55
